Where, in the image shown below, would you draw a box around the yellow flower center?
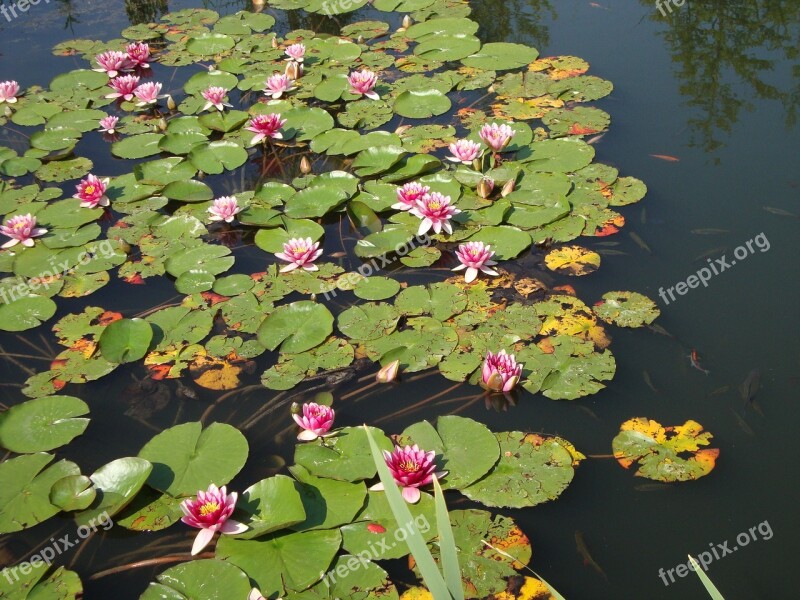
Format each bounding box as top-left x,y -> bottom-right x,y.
84,185 -> 95,195
12,222 -> 26,231
294,244 -> 307,253
398,460 -> 419,473
428,202 -> 440,210
198,501 -> 220,516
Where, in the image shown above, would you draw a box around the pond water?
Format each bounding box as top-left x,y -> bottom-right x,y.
0,1 -> 798,599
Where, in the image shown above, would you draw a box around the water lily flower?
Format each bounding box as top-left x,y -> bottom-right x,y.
207,196 -> 242,223
201,86 -> 232,112
265,73 -> 294,99
275,237 -> 323,272
126,42 -> 151,68
180,484 -> 247,556
447,139 -> 482,165
106,75 -> 140,101
133,81 -> 163,107
348,69 -> 379,100
249,589 -> 266,600
292,402 -> 334,441
479,123 -> 515,152
285,60 -> 302,81
0,80 -> 20,104
452,241 -> 499,283
94,50 -> 131,77
370,445 -> 447,504
245,113 -> 287,145
410,192 -> 461,236
285,43 -> 305,62
0,214 -> 47,249
74,174 -> 110,208
481,350 -> 523,393
376,359 -> 400,383
392,182 -> 430,211
98,115 -> 119,134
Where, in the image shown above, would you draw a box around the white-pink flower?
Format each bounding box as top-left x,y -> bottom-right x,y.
275,237 -> 323,272
201,86 -> 232,112
245,113 -> 287,145
479,123 -> 515,152
126,42 -> 151,68
180,484 -> 247,556
264,73 -> 294,99
447,139 -> 482,165
0,214 -> 47,249
98,115 -> 119,134
207,196 -> 242,223
348,69 -> 379,100
0,80 -> 20,104
481,350 -> 522,393
94,50 -> 131,78
285,43 -> 305,63
452,241 -> 499,283
410,192 -> 460,236
133,81 -> 163,106
73,174 -> 110,208
292,402 -> 334,441
106,75 -> 140,101
392,182 -> 430,211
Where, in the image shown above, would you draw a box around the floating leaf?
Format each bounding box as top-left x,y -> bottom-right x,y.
75,457 -> 153,525
612,418 -> 719,482
256,301 -> 334,354
140,559 -> 252,600
544,245 -> 601,276
0,395 -> 89,453
98,318 -> 154,363
592,291 -> 660,327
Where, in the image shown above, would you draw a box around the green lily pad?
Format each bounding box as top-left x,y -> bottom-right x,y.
98,318 -> 154,363
295,426 -> 393,482
0,296 -> 57,332
289,465 -> 367,531
353,276 -> 401,300
186,33 -> 235,55
75,457 -> 153,525
394,90 -> 452,119
115,487 -> 184,532
461,432 -> 576,508
256,301 -> 334,354
138,421 -> 249,497
462,42 -> 539,71
140,559 -> 251,600
237,474 -> 307,538
112,134 -> 165,159
593,291 -> 660,327
49,475 -> 96,512
0,395 -> 89,453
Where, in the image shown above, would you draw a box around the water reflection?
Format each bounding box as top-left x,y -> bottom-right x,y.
470,0 -> 555,49
126,0 -> 170,25
646,0 -> 800,152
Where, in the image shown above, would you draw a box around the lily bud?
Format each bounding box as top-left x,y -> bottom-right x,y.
376,360 -> 400,383
402,15 -> 413,28
477,177 -> 495,199
357,35 -> 364,44
196,170 -> 205,180
271,36 -> 279,48
3,105 -> 12,118
300,156 -> 312,174
501,179 -> 516,197
290,402 -> 302,415
157,117 -> 167,132
472,157 -> 482,172
166,95 -> 177,111
394,124 -> 412,136
285,61 -> 301,80
252,0 -> 265,11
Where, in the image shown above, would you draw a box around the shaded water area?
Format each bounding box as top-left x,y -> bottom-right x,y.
0,0 -> 798,598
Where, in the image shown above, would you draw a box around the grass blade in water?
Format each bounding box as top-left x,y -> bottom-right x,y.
688,555 -> 725,599
432,474 -> 464,600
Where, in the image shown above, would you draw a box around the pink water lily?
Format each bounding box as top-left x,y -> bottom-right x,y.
0,214 -> 47,249
348,69 -> 379,100
370,445 -> 447,504
479,123 -> 515,152
133,81 -> 163,106
249,589 -> 266,600
292,402 -> 334,441
94,50 -> 131,77
275,237 -> 323,272
180,484 -> 247,556
126,42 -> 151,68
201,86 -> 232,112
481,350 -> 523,393
452,241 -> 499,283
265,73 -> 294,99
410,192 -> 460,236
245,113 -> 286,145
447,139 -> 482,165
74,174 -> 110,208
106,75 -> 140,101
98,115 -> 119,134
392,182 -> 430,211
0,80 -> 20,104
207,196 -> 242,223
285,43 -> 305,62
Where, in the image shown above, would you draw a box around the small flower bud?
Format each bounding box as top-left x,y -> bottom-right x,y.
290,402 -> 302,415
477,177 -> 495,199
166,95 -> 177,111
402,15 -> 413,28
501,179 -> 516,197
376,360 -> 400,383
300,156 -> 312,174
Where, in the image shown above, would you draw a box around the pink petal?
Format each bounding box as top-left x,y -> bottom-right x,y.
191,527 -> 216,555
220,519 -> 248,535
402,487 -> 421,503
464,267 -> 478,283
369,482 -> 385,491
297,429 -> 319,441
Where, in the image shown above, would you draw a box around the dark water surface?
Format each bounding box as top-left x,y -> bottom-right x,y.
0,1 -> 798,599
